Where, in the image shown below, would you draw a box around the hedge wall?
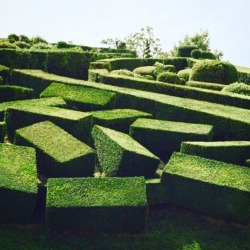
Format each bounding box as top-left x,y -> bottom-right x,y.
46,177 -> 147,232
161,152 -> 250,224
186,80 -> 226,91
180,141 -> 250,166
236,66 -> 250,85
0,64 -> 10,83
92,125 -> 160,178
14,121 -> 95,177
0,143 -> 37,223
0,122 -> 5,142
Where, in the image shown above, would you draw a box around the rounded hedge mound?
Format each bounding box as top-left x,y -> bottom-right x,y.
110,69 -> 134,77
157,72 -> 181,84
189,60 -> 238,84
222,82 -> 250,96
177,68 -> 191,81
191,49 -> 202,59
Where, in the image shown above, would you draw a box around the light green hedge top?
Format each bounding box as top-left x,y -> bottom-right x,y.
0,143 -> 37,193
163,152 -> 250,192
47,177 -> 147,207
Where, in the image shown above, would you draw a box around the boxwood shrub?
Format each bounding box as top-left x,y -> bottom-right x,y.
157,72 -> 182,85
0,122 -> 5,142
177,45 -> 199,57
0,64 -> 10,83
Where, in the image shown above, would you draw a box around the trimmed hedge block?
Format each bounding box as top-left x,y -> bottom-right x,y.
40,82 -> 117,111
0,96 -> 66,121
186,81 -> 226,91
14,121 -> 95,177
0,64 -> 10,83
92,125 -> 160,178
181,141 -> 250,166
91,109 -> 152,133
246,159 -> 250,167
161,152 -> 250,224
130,118 -> 213,159
0,85 -> 34,102
5,105 -> 92,143
0,143 -> 38,223
0,122 -> 5,142
46,177 -> 147,232
146,178 -> 167,206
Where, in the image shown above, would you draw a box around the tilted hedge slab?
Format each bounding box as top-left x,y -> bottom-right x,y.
181,141 -> 250,166
46,177 -> 147,232
161,152 -> 250,224
0,85 -> 34,103
186,80 -> 226,91
40,82 -> 117,111
0,122 -> 5,142
91,109 -> 152,133
0,143 -> 37,223
5,105 -> 92,143
130,118 -> 213,159
14,121 -> 95,177
0,96 -> 66,121
10,70 -> 250,140
92,125 -> 160,178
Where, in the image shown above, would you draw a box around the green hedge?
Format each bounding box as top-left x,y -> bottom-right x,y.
0,143 -> 37,223
92,125 -> 160,178
14,121 -> 95,177
177,68 -> 191,82
46,177 -> 147,232
236,66 -> 250,85
222,82 -> 250,96
40,82 -> 117,111
177,46 -> 199,57
0,122 -> 5,142
129,118 -> 213,159
186,80 -> 226,91
0,85 -> 34,102
0,96 -> 66,121
0,64 -> 10,83
180,141 -> 250,166
146,179 -> 167,206
161,152 -> 250,224
5,105 -> 92,143
91,109 -> 152,133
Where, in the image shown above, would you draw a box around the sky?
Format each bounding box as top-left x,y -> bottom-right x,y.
1,0 -> 250,67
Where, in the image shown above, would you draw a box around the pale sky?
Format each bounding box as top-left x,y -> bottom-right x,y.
1,0 -> 250,67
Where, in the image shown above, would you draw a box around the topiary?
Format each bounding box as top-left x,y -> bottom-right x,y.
0,41 -> 16,49
177,68 -> 191,81
157,72 -> 181,84
164,65 -> 176,73
15,41 -> 31,49
110,69 -> 135,77
177,45 -> 199,57
222,82 -> 250,96
200,51 -> 216,60
191,49 -> 201,59
7,34 -> 19,43
133,66 -> 156,78
189,60 -> 238,84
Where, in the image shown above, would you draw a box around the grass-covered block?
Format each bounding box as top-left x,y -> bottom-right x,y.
14,121 -> 95,177
92,125 -> 160,178
161,152 -> 250,224
146,178 -> 167,206
91,109 -> 152,133
180,141 -> 250,166
46,177 -> 147,232
40,82 -> 117,111
129,118 -> 213,159
0,122 -> 5,142
0,143 -> 38,223
5,105 -> 92,143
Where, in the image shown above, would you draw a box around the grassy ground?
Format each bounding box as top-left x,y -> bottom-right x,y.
0,205 -> 249,250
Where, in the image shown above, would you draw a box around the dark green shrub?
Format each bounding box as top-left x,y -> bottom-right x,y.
161,152 -> 250,224
177,68 -> 191,81
177,45 -> 199,57
0,122 -> 5,142
7,34 -> 19,43
146,179 -> 167,206
236,66 -> 250,85
189,60 -> 238,84
187,80 -> 226,91
191,49 -> 201,59
15,121 -> 95,177
164,64 -> 176,72
15,41 -> 31,49
110,69 -> 134,77
46,177 -> 147,232
0,64 -> 10,83
19,35 -> 30,43
0,76 -> 3,85
0,41 -> 16,49
133,66 -> 156,77
31,43 -> 52,50
157,72 -> 181,84
201,51 -> 216,59
222,82 -> 250,96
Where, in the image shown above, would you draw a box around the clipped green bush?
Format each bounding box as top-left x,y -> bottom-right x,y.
14,121 -> 95,177
0,143 -> 37,223
189,60 -> 238,84
0,122 -> 5,142
177,45 -> 199,57
200,51 -> 216,59
222,82 -> 250,96
236,66 -> 250,85
46,177 -> 147,232
181,141 -> 250,166
92,125 -> 160,178
0,64 -> 10,83
91,109 -> 152,133
5,105 -> 92,143
0,85 -> 34,102
146,179 -> 167,206
186,80 -> 226,91
177,68 -> 191,81
130,118 -> 213,159
15,41 -> 31,49
157,72 -> 181,84
110,69 -> 134,77
0,41 -> 16,49
40,82 -> 117,111
133,66 -> 156,78
191,49 -> 201,59
161,152 -> 250,224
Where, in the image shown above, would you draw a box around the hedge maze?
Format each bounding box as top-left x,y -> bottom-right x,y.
0,48 -> 250,232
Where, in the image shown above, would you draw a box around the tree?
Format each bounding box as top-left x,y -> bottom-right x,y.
169,30 -> 223,60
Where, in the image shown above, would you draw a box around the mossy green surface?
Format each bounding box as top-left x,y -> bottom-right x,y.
162,152 -> 250,223
40,82 -> 117,111
92,125 -> 160,177
5,105 -> 92,143
130,118 -> 213,158
91,109 -> 152,133
46,177 -> 147,232
14,121 -> 95,177
181,141 -> 250,165
0,143 -> 38,223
